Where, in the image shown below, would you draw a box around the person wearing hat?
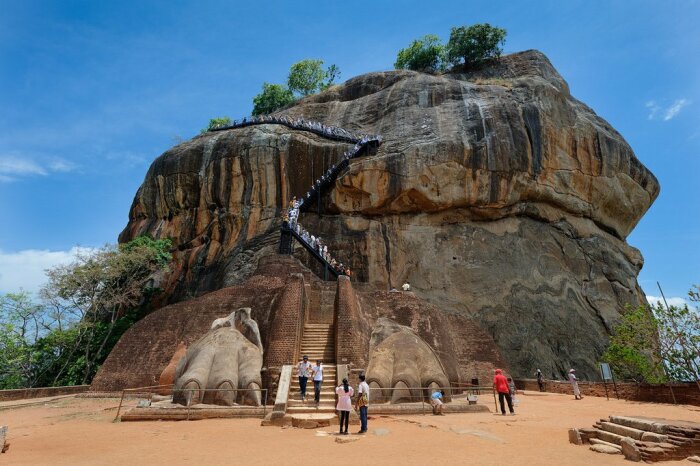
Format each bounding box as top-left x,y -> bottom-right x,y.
297,355 -> 312,402
568,369 -> 583,400
493,368 -> 515,415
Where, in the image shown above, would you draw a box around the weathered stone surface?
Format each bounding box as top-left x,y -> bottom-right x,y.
119,50 -> 658,379
590,443 -> 622,454
568,428 -> 582,445
687,456 -> 700,463
172,312 -> 263,407
621,437 -> 642,462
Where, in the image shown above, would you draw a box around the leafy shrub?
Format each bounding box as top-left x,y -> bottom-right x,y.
202,116 -> 232,133
287,59 -> 340,96
394,34 -> 446,72
446,23 -> 507,69
252,83 -> 295,116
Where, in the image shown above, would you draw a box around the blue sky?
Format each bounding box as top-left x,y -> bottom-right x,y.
0,0 -> 698,302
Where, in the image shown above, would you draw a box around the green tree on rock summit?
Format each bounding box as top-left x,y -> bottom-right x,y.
287,59 -> 340,96
446,23 -> 507,69
252,83 -> 295,116
394,34 -> 446,73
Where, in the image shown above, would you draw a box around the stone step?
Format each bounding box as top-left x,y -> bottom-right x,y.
287,406 -> 337,414
594,428 -> 627,446
590,438 -> 623,451
597,421 -> 646,440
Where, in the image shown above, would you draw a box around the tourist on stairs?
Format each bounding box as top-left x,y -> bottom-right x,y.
297,355 -> 312,402
312,360 -> 323,407
355,374 -> 369,433
336,378 -> 354,435
493,369 -> 515,416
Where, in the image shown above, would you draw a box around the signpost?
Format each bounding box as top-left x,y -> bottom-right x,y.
599,362 -> 619,400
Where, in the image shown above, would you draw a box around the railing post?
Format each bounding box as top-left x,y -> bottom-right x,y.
114,389 -> 126,422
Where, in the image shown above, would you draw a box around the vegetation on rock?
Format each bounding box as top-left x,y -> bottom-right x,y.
287,59 -> 340,96
602,287 -> 700,386
394,34 -> 446,72
394,23 -> 507,73
252,82 -> 295,116
0,236 -> 172,389
201,116 -> 232,133
446,23 -> 507,68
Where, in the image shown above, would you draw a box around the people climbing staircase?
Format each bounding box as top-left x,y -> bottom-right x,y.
287,324 -> 337,415
205,113 -> 383,279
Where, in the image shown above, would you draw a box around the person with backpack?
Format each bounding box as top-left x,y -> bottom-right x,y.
355,374 -> 369,433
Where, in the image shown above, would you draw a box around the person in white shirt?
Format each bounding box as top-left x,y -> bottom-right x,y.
297,355 -> 311,402
402,282 -> 411,291
336,378 -> 354,435
312,360 -> 323,406
356,374 -> 370,433
568,368 -> 583,400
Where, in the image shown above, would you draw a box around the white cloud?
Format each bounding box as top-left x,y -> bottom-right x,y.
646,98 -> 691,121
0,156 -> 47,176
646,295 -> 688,307
646,101 -> 660,120
0,155 -> 77,182
664,98 -> 690,121
0,247 -> 95,295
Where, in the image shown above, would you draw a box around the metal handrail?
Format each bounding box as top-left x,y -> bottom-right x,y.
114,385 -> 268,421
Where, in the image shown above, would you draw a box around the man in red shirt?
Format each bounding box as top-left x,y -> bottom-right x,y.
493,369 -> 515,416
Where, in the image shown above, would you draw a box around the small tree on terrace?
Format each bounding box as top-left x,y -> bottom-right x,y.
252,83 -> 295,116
394,34 -> 446,73
446,23 -> 507,69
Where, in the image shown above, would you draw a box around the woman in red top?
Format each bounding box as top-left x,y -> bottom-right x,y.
493,369 -> 515,416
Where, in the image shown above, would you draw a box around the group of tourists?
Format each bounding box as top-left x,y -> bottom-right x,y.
283,197 -> 352,276
296,356 -> 368,435
209,113 -> 382,146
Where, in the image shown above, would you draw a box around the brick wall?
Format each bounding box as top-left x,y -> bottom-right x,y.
515,378 -> 700,406
335,276 -> 371,368
264,273 -> 305,368
0,385 -> 89,402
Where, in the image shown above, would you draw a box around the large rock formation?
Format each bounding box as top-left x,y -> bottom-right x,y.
119,50 -> 659,378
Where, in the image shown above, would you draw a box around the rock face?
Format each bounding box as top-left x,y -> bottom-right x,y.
119,50 -> 659,379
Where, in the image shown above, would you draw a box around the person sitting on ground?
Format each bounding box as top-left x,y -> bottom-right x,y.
402,282 -> 411,291
430,390 -> 445,415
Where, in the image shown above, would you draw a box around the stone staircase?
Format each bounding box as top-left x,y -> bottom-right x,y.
570,415 -> 700,462
287,323 -> 337,416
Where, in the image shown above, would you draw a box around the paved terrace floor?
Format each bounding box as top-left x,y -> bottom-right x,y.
2,391 -> 699,465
